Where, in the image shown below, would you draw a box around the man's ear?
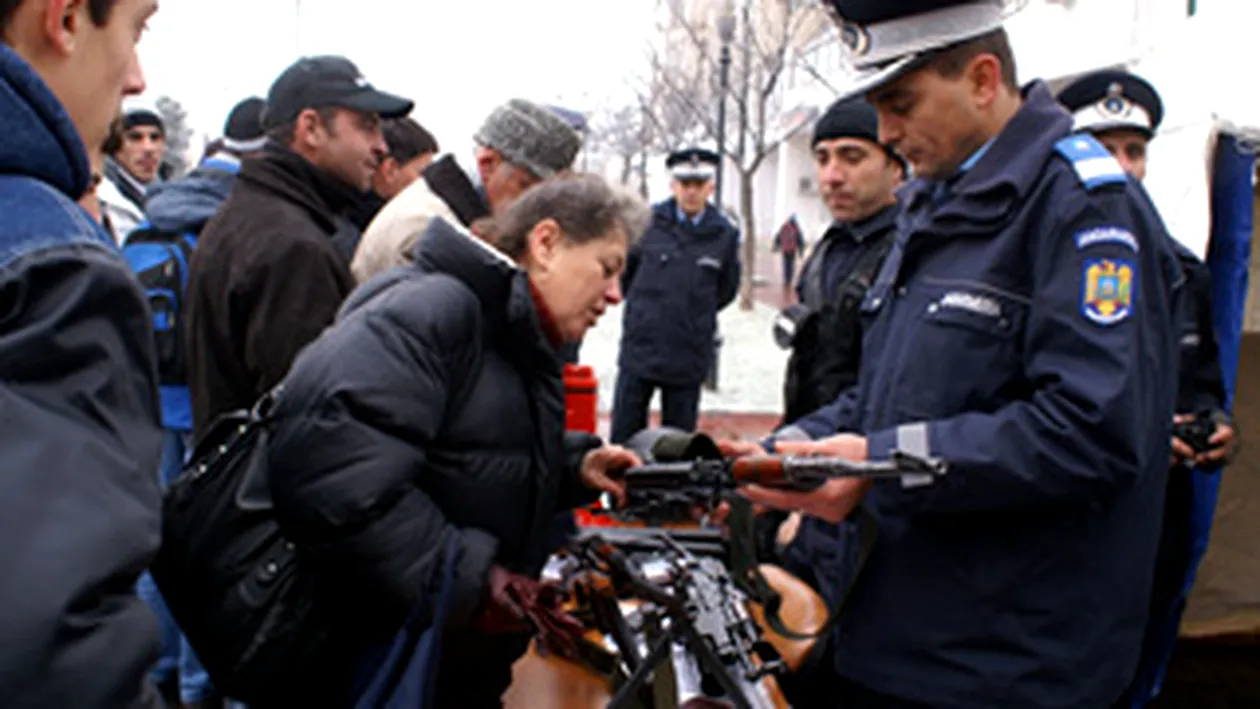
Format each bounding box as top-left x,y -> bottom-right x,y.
968,53 -> 1004,108
41,0 -> 79,56
294,108 -> 325,150
475,146 -> 503,179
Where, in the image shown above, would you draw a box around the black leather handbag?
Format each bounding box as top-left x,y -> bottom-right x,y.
150,389 -> 336,706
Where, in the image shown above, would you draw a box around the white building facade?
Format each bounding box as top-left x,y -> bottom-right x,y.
764,0 -> 1204,243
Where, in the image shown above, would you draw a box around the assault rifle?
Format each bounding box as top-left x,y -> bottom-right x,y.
591,430 -> 949,647
613,450 -> 948,525
565,532 -> 789,709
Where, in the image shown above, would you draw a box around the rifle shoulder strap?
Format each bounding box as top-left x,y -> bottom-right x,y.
729,498 -> 878,642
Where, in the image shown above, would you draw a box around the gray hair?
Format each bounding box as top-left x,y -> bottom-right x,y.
494,173 -> 650,259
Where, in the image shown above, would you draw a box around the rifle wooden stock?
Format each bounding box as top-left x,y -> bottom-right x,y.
729,456 -> 787,486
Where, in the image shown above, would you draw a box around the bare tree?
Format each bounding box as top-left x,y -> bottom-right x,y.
592,0 -> 828,309
648,0 -> 829,309
587,104 -> 647,189
588,44 -> 713,198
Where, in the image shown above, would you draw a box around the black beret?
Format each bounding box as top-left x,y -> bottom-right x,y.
1057,70 -> 1164,138
812,98 -> 907,172
813,97 -> 880,147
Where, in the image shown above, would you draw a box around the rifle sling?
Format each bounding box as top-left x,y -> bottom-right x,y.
728,496 -> 878,642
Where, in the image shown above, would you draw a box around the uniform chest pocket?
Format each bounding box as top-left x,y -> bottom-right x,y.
630,245 -> 679,295
924,291 -> 1021,339
894,286 -> 1029,417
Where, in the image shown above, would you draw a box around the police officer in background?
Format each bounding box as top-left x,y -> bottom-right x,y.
775,97 -> 903,424
611,148 -> 740,443
1058,69 -> 1237,709
722,1 -> 1185,707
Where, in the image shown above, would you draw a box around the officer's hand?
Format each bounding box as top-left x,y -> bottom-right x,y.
1198,423 -> 1237,465
580,445 -> 640,508
739,477 -> 872,524
733,434 -> 871,522
774,434 -> 868,461
1171,414 -> 1197,466
718,438 -> 766,458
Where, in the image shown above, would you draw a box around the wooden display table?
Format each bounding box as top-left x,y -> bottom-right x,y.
503,563 -> 825,709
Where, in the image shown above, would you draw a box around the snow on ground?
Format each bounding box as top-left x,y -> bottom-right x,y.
578,300 -> 789,414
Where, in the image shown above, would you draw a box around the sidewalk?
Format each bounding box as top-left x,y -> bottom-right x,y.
579,243 -> 792,442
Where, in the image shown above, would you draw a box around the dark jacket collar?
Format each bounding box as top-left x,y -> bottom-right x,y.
422,155 -> 490,228
412,217 -> 559,366
0,45 -> 91,199
902,80 -> 1078,235
904,81 -> 1073,219
652,198 -> 731,236
236,143 -> 365,233
826,201 -> 899,244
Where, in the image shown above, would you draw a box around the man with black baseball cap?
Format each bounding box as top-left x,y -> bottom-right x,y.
718,2 -> 1186,707
185,55 -> 413,436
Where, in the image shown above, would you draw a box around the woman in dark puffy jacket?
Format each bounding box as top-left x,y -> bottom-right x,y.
265,173 -> 650,707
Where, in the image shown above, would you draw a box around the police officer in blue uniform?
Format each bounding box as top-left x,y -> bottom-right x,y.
1058,69 -> 1237,709
775,97 -> 904,424
611,148 -> 740,443
721,2 -> 1185,707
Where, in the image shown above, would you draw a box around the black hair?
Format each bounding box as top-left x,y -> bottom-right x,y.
382,117 -> 439,165
265,106 -> 339,147
925,28 -> 1018,92
2,0 -> 119,39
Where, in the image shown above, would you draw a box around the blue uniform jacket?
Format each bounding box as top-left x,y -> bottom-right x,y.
618,200 -> 740,386
0,45 -> 163,707
781,83 -> 1183,708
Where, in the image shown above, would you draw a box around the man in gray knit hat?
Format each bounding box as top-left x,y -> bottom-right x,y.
352,98 -> 581,282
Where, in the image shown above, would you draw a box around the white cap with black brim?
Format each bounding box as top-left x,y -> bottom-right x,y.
671,163 -> 717,182
1071,100 -> 1155,138
826,0 -> 1014,100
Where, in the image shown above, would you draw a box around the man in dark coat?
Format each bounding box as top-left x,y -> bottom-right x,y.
0,0 -> 164,706
775,97 -> 903,424
731,3 -> 1184,707
611,147 -> 740,443
184,55 -> 412,436
1058,68 -> 1237,709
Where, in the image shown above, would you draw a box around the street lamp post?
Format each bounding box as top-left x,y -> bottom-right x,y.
705,9 -> 737,393
715,11 -> 737,213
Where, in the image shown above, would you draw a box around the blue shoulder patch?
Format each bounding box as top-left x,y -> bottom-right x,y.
1053,135 -> 1128,191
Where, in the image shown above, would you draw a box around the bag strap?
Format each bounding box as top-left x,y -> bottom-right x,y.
353,534 -> 461,709
835,229 -> 897,306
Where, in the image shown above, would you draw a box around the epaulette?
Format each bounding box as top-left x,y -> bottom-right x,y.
1053,134 -> 1128,191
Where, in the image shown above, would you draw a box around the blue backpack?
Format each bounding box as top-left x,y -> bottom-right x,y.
122,225 -> 198,386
